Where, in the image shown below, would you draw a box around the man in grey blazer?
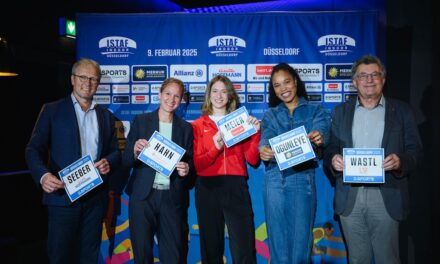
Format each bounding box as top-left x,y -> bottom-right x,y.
25,58 -> 120,264
324,55 -> 422,264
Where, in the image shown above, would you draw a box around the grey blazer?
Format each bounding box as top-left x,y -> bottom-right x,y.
323,97 -> 422,221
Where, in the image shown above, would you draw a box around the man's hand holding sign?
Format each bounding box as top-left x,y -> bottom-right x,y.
59,155 -> 104,202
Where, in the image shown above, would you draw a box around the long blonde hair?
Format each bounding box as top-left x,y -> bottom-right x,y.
201,75 -> 239,115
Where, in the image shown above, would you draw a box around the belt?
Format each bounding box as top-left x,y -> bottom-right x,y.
152,183 -> 170,190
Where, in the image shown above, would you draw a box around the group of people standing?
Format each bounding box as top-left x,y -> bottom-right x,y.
25,54 -> 422,264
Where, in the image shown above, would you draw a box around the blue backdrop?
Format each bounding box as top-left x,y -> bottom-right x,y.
76,11 -> 378,264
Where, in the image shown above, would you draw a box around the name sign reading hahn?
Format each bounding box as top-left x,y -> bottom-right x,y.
138,131 -> 186,177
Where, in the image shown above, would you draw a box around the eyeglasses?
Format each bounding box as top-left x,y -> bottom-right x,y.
73,74 -> 99,85
355,72 -> 383,82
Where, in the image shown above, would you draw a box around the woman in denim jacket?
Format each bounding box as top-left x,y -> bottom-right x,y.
259,63 -> 330,264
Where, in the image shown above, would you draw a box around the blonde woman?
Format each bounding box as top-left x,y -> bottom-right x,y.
192,75 -> 260,264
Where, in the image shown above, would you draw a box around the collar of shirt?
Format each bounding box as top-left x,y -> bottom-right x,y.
71,93 -> 97,111
356,95 -> 386,109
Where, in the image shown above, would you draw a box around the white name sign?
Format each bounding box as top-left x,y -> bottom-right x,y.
59,155 -> 103,203
343,148 -> 385,183
138,131 -> 186,177
269,126 -> 316,170
216,106 -> 257,147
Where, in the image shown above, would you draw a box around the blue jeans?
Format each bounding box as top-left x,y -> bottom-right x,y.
263,168 -> 316,264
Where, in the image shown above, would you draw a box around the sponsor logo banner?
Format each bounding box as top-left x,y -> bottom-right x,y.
324,93 -> 343,103
247,94 -> 264,103
308,94 -> 323,102
170,64 -> 207,82
97,84 -> 111,94
208,35 -> 246,57
150,84 -> 161,93
112,95 -> 130,104
246,83 -> 265,93
325,64 -> 353,80
99,36 -> 136,58
247,64 -> 275,82
132,84 -> 149,93
344,82 -> 357,92
112,84 -> 130,94
317,34 -> 356,56
94,95 -> 111,104
305,83 -> 323,92
233,83 -> 245,93
101,65 -> 130,83
151,94 -> 159,104
189,95 -> 205,103
189,84 -> 207,93
291,64 -> 323,81
325,83 -> 342,92
131,95 -> 149,104
344,93 -> 358,102
132,65 -> 167,82
208,64 -> 245,82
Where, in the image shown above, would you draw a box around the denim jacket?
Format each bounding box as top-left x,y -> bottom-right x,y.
259,97 -> 330,174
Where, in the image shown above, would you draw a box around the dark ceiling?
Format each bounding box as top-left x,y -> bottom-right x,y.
169,0 -> 272,8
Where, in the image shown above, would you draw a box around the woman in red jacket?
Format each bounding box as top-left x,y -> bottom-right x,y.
192,75 -> 260,264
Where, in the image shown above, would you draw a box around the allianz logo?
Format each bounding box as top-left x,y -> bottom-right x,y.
173,69 -> 204,77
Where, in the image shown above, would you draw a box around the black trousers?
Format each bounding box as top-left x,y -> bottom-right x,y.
195,176 -> 256,264
129,189 -> 185,264
47,196 -> 104,264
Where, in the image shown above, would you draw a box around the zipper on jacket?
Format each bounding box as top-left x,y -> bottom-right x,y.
290,110 -> 294,130
223,145 -> 227,175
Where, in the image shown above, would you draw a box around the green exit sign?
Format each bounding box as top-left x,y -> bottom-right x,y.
59,17 -> 76,38
66,19 -> 76,37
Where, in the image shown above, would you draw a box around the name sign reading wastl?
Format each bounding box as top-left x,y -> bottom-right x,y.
138,131 -> 186,177
269,125 -> 316,171
59,154 -> 103,203
343,148 -> 384,183
216,106 -> 257,148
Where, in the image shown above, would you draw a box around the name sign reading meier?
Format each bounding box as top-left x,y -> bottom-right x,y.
216,106 -> 257,148
269,125 -> 316,171
343,148 -> 384,183
138,131 -> 186,177
59,154 -> 103,203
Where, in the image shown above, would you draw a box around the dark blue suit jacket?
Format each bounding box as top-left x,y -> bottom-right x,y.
122,109 -> 194,206
25,96 -> 120,206
324,97 -> 422,221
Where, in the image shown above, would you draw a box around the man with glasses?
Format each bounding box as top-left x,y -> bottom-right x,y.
26,58 -> 120,264
324,55 -> 422,264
